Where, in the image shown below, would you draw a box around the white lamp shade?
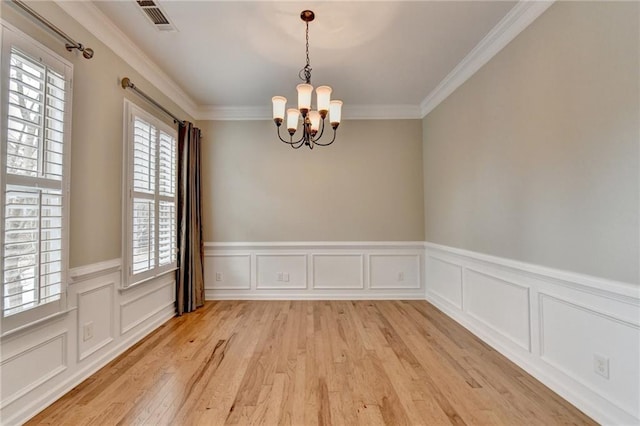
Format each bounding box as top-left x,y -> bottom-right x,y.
329,100 -> 343,124
286,108 -> 300,131
316,86 -> 332,113
309,110 -> 321,132
296,84 -> 313,111
272,96 -> 286,120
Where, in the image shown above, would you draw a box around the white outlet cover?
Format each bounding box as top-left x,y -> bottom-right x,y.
593,354 -> 610,379
83,322 -> 93,342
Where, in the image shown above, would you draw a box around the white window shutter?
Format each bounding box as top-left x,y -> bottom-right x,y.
2,44 -> 69,319
125,104 -> 178,284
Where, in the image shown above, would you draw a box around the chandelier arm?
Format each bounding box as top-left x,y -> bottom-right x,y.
310,127 -> 337,146
291,138 -> 306,149
277,126 -> 304,145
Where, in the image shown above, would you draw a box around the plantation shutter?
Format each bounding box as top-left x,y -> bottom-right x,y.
3,47 -> 67,317
126,104 -> 177,285
158,130 -> 176,266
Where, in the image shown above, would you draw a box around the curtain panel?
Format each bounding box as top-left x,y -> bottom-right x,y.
176,122 -> 204,315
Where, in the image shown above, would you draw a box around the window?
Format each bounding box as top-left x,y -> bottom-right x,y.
123,101 -> 177,286
1,24 -> 72,328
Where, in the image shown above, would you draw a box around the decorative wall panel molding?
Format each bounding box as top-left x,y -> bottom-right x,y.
312,254 -> 364,289
204,242 -> 425,299
0,260 -> 175,426
203,254 -> 251,290
538,293 -> 640,419
425,256 -> 463,309
369,254 -> 421,289
77,282 -> 115,361
120,278 -> 175,335
256,254 -> 307,290
424,242 -> 640,425
0,331 -> 67,409
464,268 -> 531,352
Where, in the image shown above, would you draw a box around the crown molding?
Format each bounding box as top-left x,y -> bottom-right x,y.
419,0 -> 555,118
343,104 -> 422,120
196,104 -> 422,121
52,0 -> 552,122
53,0 -> 199,120
196,105 -> 271,121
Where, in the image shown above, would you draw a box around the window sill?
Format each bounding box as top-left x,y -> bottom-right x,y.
119,267 -> 178,293
1,306 -> 77,341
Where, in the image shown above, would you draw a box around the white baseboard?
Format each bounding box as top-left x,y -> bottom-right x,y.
424,242 -> 640,425
205,291 -> 425,300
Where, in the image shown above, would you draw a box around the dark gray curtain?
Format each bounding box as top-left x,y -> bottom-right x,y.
176,122 -> 204,315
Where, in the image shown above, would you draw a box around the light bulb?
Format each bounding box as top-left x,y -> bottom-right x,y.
286,108 -> 300,135
309,111 -> 321,134
296,84 -> 313,114
316,86 -> 332,118
329,100 -> 343,128
272,96 -> 286,124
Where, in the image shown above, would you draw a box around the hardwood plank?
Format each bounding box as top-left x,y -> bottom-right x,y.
27,301 -> 596,426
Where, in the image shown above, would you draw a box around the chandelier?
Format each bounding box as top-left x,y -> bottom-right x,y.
271,10 -> 343,149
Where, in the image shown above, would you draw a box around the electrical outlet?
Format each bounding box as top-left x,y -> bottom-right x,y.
593,354 -> 610,379
283,273 -> 290,282
215,272 -> 223,281
83,321 -> 94,342
398,272 -> 404,281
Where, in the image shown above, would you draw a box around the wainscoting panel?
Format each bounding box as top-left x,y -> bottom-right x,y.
424,242 -> 640,425
204,254 -> 251,290
425,256 -> 463,309
312,254 -> 364,289
465,268 -> 531,351
77,282 -> 115,361
204,242 -> 425,299
539,293 -> 640,420
0,332 -> 67,409
0,260 -> 176,426
256,254 -> 307,290
369,254 -> 421,289
120,278 -> 176,334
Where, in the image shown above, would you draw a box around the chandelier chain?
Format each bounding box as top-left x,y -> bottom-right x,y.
300,20 -> 312,84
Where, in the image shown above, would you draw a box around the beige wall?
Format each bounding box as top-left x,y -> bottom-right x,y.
198,119 -> 425,242
3,3 -> 193,268
422,2 -> 639,284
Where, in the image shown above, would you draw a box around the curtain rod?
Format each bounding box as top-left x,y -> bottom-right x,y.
121,78 -> 186,127
10,0 -> 94,59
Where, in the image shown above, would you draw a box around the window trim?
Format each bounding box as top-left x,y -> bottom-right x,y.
122,99 -> 178,288
0,21 -> 73,333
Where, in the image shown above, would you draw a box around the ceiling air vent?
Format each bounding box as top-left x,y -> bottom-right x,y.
136,0 -> 177,32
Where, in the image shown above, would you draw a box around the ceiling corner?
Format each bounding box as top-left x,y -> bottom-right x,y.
53,0 -> 200,119
419,0 -> 555,119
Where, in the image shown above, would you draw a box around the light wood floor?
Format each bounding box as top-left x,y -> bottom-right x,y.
28,300 -> 594,425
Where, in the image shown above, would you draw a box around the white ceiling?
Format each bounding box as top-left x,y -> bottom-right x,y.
90,1 -> 517,117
